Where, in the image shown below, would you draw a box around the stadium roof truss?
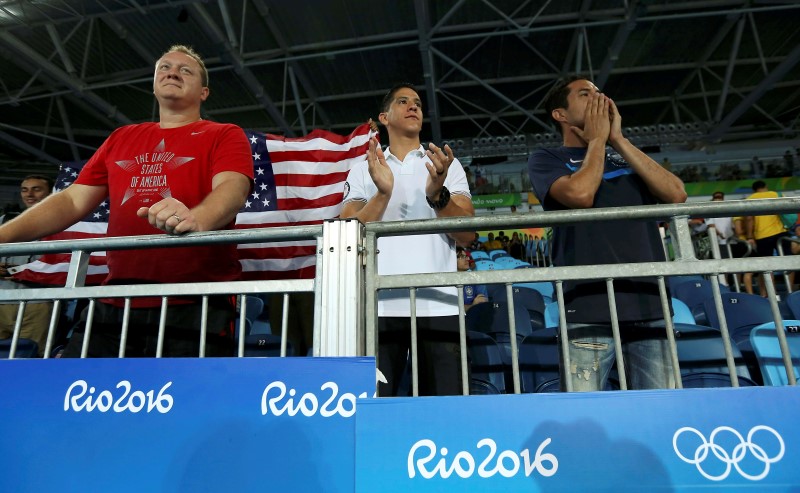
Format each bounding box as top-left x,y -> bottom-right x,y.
0,0 -> 798,185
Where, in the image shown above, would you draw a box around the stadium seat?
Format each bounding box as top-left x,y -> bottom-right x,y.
493,256 -> 521,269
469,250 -> 490,260
487,285 -> 546,330
243,333 -> 293,357
702,292 -> 774,344
681,372 -> 759,388
473,260 -> 496,271
519,328 -> 560,393
672,323 -> 752,385
466,301 -> 534,388
467,331 -> 507,394
513,282 -> 554,304
0,338 -> 39,358
750,326 -> 800,386
489,249 -> 510,260
544,302 -> 559,329
671,298 -> 696,324
668,275 -> 705,292
672,278 -> 730,323
787,291 -> 800,320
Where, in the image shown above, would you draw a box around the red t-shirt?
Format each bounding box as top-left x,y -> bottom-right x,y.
75,120 -> 254,306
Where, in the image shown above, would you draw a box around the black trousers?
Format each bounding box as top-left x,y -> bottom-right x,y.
378,315 -> 467,397
62,299 -> 235,358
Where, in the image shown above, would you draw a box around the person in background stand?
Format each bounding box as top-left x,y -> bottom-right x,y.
528,76 -> 687,392
0,175 -> 54,356
456,246 -> 487,311
341,83 -> 475,396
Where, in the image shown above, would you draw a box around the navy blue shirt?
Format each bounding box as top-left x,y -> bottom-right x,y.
528,146 -> 669,324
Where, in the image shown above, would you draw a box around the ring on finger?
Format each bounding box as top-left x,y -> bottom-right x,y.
172,214 -> 182,222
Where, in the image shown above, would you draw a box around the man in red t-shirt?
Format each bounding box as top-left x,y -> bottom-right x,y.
0,45 -> 254,357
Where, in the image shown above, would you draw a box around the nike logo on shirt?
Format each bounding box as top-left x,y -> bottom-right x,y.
191,131 -> 205,136
569,158 -> 583,163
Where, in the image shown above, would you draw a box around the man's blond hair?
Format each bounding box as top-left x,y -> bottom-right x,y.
158,44 -> 209,87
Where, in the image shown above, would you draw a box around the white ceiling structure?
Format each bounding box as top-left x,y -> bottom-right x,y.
0,0 -> 799,186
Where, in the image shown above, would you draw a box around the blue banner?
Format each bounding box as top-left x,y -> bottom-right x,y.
0,357 -> 375,493
355,387 -> 800,492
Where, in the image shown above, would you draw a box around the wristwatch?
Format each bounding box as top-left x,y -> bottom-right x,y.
426,186 -> 451,210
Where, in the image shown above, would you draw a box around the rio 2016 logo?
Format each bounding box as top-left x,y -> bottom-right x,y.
64,380 -> 174,414
260,381 -> 371,418
673,425 -> 785,481
408,438 -> 558,479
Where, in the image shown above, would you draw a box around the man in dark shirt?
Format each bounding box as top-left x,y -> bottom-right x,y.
528,76 -> 687,391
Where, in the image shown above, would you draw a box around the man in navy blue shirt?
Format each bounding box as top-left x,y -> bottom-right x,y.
528,76 -> 687,392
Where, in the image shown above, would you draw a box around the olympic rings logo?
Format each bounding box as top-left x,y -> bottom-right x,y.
673,426 -> 785,481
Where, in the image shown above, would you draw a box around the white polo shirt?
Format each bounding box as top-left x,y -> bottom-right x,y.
343,145 -> 472,317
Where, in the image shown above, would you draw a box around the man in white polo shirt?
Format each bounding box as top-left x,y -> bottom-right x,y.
341,83 -> 475,396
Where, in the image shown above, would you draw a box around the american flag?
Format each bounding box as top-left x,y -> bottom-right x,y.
235,123 -> 374,280
11,123 -> 375,285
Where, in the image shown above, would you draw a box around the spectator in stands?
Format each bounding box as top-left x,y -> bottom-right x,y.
0,45 -> 254,358
509,231 -> 524,260
661,157 -> 672,172
482,232 -> 502,251
783,150 -> 795,176
750,156 -> 764,178
528,75 -> 687,392
745,180 -> 789,297
456,247 -> 487,311
468,232 -> 482,251
341,83 -> 474,396
0,175 -> 54,356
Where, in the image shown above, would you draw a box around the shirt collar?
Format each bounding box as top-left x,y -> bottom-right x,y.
384,144 -> 426,163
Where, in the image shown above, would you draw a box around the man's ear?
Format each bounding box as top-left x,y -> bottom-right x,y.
551,108 -> 567,125
378,112 -> 388,126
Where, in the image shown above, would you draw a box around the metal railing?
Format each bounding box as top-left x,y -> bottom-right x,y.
364,198 -> 800,395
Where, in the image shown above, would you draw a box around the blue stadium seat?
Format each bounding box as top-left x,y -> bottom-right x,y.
519,328 -> 560,393
787,291 -> 800,320
672,323 -> 752,385
243,333 -> 293,357
544,302 -> 559,329
671,298 -> 696,324
467,331 -> 506,394
487,285 -> 546,330
473,260 -> 496,271
489,249 -> 510,260
672,278 -> 730,323
513,282 -> 554,304
750,326 -> 800,386
0,338 -> 39,358
668,275 -> 705,292
469,250 -> 490,260
681,372 -> 759,388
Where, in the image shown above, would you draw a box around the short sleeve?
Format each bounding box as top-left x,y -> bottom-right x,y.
211,125 -> 254,180
445,157 -> 471,198
343,161 -> 370,204
527,148 -> 571,209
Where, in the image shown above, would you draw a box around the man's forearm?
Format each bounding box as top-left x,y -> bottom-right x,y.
190,178 -> 251,231
0,189 -> 94,243
611,137 -> 687,204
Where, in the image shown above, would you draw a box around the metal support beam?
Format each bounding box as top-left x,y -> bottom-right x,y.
714,14 -> 746,122
288,67 -> 307,135
707,41 -> 800,141
188,3 -> 294,136
0,130 -> 61,165
595,1 -> 639,88
55,96 -> 80,161
100,15 -> 155,64
415,0 -> 442,143
251,0 -> 332,128
431,47 -> 552,131
0,31 -> 130,125
217,0 -> 239,49
45,24 -> 76,75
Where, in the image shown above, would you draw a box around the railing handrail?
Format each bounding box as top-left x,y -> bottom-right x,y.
0,223 -> 323,257
364,197 -> 800,237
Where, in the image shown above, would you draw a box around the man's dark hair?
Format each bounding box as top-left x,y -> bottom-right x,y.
543,75 -> 588,135
380,83 -> 418,113
752,180 -> 766,191
22,174 -> 53,192
712,191 -> 724,199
